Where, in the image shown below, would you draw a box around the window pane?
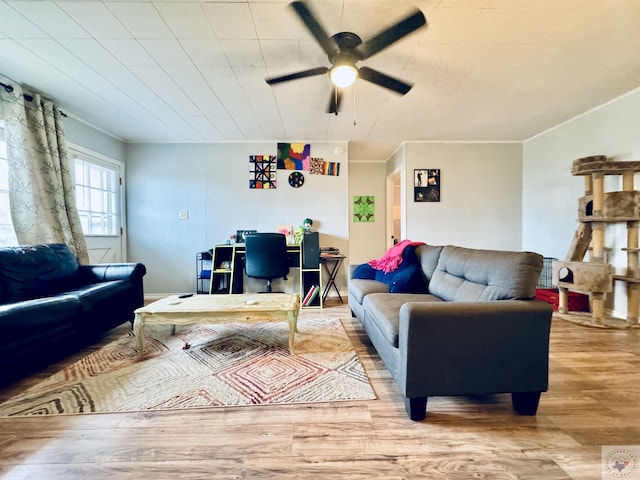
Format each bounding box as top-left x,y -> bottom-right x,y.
90,188 -> 102,212
89,164 -> 101,188
0,191 -> 11,222
79,212 -> 89,233
0,123 -> 18,246
104,214 -> 114,232
75,160 -> 84,182
0,159 -> 8,189
0,126 -> 6,158
76,185 -> 89,210
73,155 -> 120,236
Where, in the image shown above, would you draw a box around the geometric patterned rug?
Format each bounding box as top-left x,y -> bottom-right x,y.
0,318 -> 376,416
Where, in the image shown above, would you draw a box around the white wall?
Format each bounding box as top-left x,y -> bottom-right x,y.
125,142 -> 349,294
64,116 -> 125,163
523,88 -> 640,318
402,142 -> 524,250
347,161 -> 387,266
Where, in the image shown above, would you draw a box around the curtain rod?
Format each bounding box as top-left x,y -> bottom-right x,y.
0,81 -> 14,93
0,81 -> 67,117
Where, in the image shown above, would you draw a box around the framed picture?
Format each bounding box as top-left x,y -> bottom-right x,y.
353,195 -> 375,222
414,169 -> 440,202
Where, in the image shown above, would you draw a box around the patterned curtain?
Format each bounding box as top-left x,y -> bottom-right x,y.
0,81 -> 89,263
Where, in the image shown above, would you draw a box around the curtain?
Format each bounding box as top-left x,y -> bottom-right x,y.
0,81 -> 89,263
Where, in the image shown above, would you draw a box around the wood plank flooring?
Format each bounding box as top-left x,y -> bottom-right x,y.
1,298 -> 639,479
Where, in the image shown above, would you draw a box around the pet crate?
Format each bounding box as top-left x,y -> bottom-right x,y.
534,257 -> 590,312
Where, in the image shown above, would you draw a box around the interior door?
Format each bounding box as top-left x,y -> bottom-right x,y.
70,145 -> 126,263
386,169 -> 402,249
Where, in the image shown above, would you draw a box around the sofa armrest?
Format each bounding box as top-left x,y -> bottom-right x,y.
348,264 -> 360,279
78,263 -> 146,284
397,300 -> 552,397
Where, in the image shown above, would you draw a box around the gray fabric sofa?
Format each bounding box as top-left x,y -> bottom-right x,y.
349,244 -> 553,421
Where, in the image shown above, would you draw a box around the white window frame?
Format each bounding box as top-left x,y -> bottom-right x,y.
68,143 -> 127,259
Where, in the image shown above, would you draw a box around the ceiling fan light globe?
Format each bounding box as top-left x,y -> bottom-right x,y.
330,65 -> 358,88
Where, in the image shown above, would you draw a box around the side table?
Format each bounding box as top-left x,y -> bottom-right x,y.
320,254 -> 345,303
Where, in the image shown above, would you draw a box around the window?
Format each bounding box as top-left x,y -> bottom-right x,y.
0,124 -> 18,246
0,130 -> 123,246
74,155 -> 121,236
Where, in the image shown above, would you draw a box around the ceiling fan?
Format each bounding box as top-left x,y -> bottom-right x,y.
265,1 -> 427,115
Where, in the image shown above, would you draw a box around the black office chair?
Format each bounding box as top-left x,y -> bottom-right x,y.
244,233 -> 289,293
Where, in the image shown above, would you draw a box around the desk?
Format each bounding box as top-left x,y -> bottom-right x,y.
209,243 -> 322,308
320,254 -> 345,303
209,243 -> 300,294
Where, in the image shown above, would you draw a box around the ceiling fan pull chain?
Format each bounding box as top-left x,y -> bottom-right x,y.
353,81 -> 357,126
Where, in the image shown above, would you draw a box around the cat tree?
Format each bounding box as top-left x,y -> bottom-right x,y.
552,155 -> 640,328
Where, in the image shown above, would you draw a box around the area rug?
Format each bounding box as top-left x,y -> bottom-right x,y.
0,318 -> 376,417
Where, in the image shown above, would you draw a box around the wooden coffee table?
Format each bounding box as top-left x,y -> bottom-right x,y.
133,293 -> 301,358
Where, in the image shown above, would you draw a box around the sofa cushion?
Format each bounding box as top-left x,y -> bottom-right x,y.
429,245 -> 543,301
0,244 -> 79,303
364,292 -> 443,347
349,278 -> 390,304
1,295 -> 82,341
65,280 -> 132,314
415,244 -> 444,283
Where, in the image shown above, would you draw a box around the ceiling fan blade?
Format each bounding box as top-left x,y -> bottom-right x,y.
327,87 -> 343,115
265,66 -> 329,85
290,1 -> 339,57
359,67 -> 413,95
356,8 -> 426,60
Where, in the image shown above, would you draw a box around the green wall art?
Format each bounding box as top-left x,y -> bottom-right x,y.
353,196 -> 375,222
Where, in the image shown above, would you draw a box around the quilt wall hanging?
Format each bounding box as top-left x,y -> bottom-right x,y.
249,155 -> 277,189
353,196 -> 375,222
277,143 -> 310,170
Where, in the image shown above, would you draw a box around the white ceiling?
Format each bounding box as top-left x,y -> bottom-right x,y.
1,0 -> 640,161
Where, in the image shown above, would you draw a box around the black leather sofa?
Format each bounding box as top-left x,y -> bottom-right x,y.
0,243 -> 146,385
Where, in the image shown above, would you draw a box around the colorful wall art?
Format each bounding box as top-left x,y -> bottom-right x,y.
249,155 -> 277,189
323,161 -> 340,176
310,157 -> 341,176
353,196 -> 375,222
414,169 -> 440,202
277,143 -> 310,170
309,157 -> 324,175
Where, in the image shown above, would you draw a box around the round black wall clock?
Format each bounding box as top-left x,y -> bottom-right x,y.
288,171 -> 305,188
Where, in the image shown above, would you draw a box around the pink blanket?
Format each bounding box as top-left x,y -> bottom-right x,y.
368,239 -> 426,273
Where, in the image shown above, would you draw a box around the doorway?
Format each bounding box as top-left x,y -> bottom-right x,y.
386,169 -> 402,249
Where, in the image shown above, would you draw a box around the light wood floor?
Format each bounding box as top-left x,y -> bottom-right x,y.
1,298 -> 639,479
